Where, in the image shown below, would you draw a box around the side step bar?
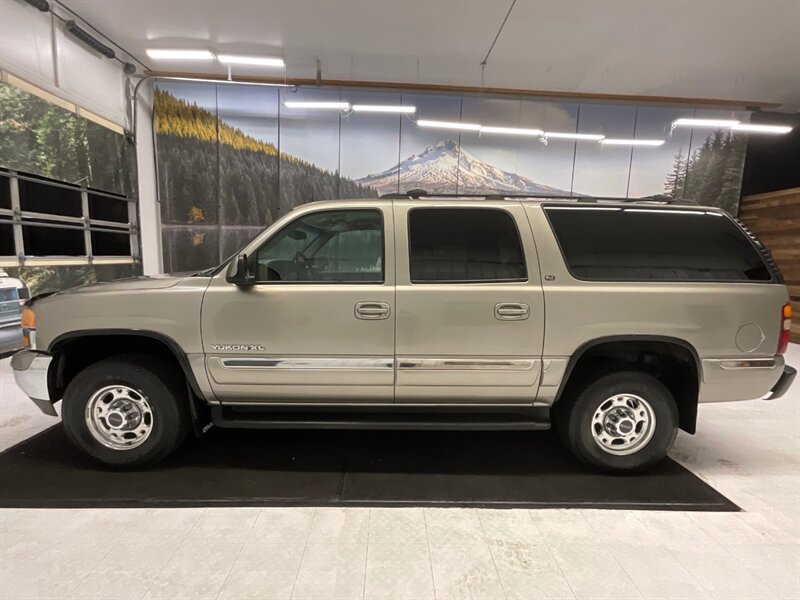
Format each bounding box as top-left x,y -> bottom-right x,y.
210,406 -> 550,431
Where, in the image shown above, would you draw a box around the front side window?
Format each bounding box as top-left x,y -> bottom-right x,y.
408,208 -> 527,283
544,206 -> 772,282
255,209 -> 384,283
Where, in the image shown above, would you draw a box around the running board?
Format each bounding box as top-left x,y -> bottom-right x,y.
210,407 -> 550,431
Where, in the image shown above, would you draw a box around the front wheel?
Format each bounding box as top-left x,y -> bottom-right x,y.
556,370 -> 679,473
62,355 -> 190,468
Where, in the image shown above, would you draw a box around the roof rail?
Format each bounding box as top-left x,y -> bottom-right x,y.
379,190 -> 699,206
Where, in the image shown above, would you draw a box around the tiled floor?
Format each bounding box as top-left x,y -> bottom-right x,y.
1,346 -> 798,599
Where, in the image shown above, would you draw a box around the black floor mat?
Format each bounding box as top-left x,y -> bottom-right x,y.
0,425 -> 738,510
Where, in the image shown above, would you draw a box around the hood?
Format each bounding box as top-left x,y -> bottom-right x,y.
36,274 -> 187,301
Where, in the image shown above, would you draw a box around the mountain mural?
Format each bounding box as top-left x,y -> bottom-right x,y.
356,139 -> 569,196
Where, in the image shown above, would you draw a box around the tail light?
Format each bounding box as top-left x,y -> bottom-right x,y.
777,303 -> 791,355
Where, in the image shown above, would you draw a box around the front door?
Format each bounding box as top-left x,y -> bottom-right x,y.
393,202 -> 545,403
201,205 -> 395,403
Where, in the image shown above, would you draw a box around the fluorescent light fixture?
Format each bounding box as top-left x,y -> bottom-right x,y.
146,49 -> 214,60
284,101 -> 350,110
601,139 -> 665,146
543,131 -> 605,141
217,54 -> 285,67
351,105 -> 416,113
480,126 -> 544,136
732,123 -> 793,134
672,118 -> 740,128
417,119 -> 482,131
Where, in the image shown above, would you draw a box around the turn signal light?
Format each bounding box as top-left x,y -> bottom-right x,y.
777,303 -> 791,355
21,307 -> 36,329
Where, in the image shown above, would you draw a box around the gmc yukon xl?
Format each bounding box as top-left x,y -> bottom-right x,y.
11,194 -> 796,472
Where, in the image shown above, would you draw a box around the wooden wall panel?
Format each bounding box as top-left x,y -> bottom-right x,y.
739,187 -> 800,343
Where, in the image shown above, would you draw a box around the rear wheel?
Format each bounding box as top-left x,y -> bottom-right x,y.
556,370 -> 678,472
62,355 -> 190,467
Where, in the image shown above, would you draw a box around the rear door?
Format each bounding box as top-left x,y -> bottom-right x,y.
393,201 -> 545,403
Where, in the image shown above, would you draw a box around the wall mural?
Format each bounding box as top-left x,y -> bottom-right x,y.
0,81 -> 140,295
154,82 -> 750,273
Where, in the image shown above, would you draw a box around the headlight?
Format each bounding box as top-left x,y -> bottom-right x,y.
21,306 -> 36,349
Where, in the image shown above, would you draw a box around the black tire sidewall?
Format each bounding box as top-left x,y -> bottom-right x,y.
62,358 -> 186,467
565,371 -> 678,472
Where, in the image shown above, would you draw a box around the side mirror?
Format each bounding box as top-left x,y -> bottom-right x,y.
226,254 -> 255,286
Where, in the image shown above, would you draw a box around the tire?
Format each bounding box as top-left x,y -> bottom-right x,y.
556,370 -> 678,473
62,354 -> 190,468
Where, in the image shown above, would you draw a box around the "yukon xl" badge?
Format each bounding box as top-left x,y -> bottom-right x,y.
211,344 -> 265,352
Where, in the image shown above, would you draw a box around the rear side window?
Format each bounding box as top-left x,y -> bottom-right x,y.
544,207 -> 772,282
409,208 -> 527,283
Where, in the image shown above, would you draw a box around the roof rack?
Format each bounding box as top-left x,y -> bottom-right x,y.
379,189 -> 699,206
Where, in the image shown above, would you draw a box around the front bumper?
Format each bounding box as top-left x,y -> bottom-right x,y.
10,350 -> 57,416
764,365 -> 797,401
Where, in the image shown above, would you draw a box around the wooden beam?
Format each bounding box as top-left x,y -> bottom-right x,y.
145,71 -> 780,110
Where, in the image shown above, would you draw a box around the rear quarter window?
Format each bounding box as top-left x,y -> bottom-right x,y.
544,207 -> 772,282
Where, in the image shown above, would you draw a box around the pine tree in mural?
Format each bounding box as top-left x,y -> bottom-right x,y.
665,130 -> 746,213
664,149 -> 687,199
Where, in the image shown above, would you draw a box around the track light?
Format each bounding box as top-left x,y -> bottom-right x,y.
543,132 -> 605,141
480,126 -> 544,136
417,120 -> 481,131
146,49 -> 214,60
65,21 -> 115,59
351,105 -> 417,113
601,139 -> 665,146
732,123 -> 793,134
284,101 -> 351,110
217,55 -> 285,67
672,118 -> 740,128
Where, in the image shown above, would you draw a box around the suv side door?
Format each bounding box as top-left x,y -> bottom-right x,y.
201,203 -> 395,403
393,201 -> 546,403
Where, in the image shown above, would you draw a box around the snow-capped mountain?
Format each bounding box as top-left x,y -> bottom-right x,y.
355,139 -> 568,196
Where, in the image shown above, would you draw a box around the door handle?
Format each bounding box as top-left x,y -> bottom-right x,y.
495,303 -> 530,321
355,301 -> 391,320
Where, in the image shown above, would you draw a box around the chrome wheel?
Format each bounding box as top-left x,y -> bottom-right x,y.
591,393 -> 656,456
85,385 -> 154,450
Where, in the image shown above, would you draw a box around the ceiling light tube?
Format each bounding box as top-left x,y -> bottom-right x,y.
417,119 -> 482,131
732,123 -> 793,134
284,101 -> 351,110
601,139 -> 665,146
146,49 -> 214,60
217,54 -> 285,67
351,105 -> 417,113
543,132 -> 605,141
480,126 -> 544,136
672,118 -> 740,128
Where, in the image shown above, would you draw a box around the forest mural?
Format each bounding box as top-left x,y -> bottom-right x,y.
154,81 -> 751,272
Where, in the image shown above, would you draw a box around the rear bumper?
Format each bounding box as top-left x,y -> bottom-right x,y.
10,350 -> 57,416
764,365 -> 797,401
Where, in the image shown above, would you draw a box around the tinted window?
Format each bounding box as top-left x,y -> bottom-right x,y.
22,224 -> 85,256
19,179 -> 82,217
409,208 -> 526,283
89,192 -> 129,223
0,221 -> 14,255
256,209 -> 383,283
0,176 -> 10,210
545,207 -> 771,282
91,231 -> 130,255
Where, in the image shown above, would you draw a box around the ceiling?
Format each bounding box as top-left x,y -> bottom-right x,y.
60,0 -> 800,111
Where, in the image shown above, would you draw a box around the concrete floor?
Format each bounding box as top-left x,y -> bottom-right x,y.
1,346 -> 798,600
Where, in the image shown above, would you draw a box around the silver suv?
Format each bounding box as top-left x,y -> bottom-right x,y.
11,194 -> 796,472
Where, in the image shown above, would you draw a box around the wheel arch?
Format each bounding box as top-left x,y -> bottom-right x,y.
48,329 -> 206,404
553,335 -> 701,434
